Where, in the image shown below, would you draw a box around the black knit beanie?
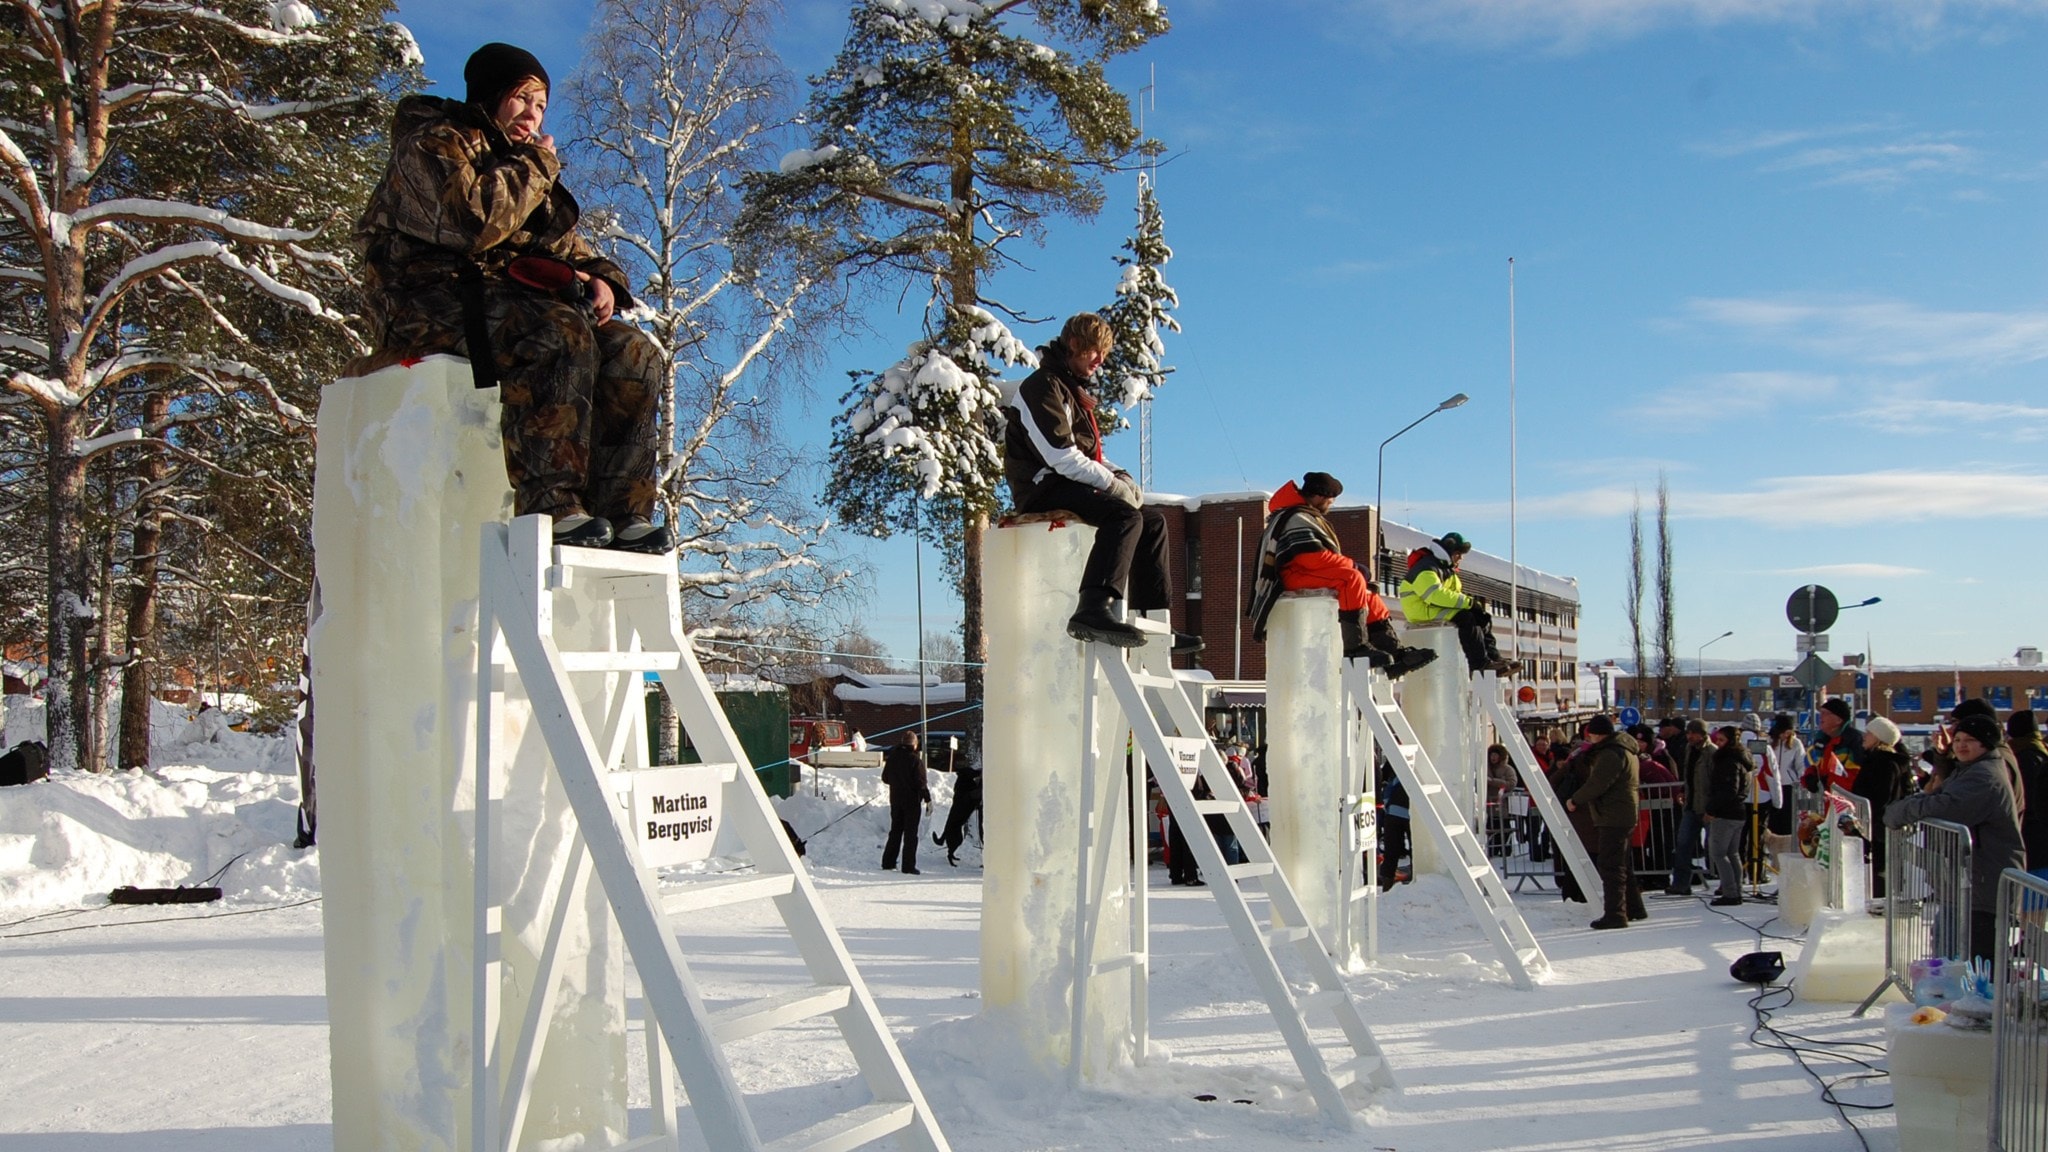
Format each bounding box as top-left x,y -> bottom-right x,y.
1587,714 -> 1616,737
465,43 -> 549,109
1301,472 -> 1343,499
1956,713 -> 2004,750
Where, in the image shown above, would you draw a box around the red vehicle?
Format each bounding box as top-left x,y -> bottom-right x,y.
788,718 -> 849,763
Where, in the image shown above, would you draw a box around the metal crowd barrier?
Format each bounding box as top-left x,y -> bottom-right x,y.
1990,868 -> 2048,1152
1491,788 -> 1553,893
1635,781 -> 1686,887
1856,818 -> 1972,1017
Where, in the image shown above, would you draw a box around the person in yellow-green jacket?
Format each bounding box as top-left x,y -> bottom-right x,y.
1398,532 -> 1516,676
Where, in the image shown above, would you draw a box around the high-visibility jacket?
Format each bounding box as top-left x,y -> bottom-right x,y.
1399,550 -> 1471,623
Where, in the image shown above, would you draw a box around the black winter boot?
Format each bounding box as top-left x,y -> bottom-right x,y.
1388,647 -> 1439,679
1067,588 -> 1144,648
1339,609 -> 1375,660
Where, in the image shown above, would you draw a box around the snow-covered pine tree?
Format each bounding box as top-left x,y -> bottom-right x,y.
567,0 -> 854,633
740,0 -> 1169,733
0,1 -> 420,771
1090,171 -> 1177,436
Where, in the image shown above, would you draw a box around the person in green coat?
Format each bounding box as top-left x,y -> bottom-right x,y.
1568,715 -> 1647,930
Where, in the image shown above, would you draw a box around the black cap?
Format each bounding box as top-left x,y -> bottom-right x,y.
1952,698 -> 1995,722
1587,714 -> 1616,736
466,43 -> 549,109
1770,712 -> 1795,735
1301,471 -> 1343,499
1821,698 -> 1852,723
1956,713 -> 2004,750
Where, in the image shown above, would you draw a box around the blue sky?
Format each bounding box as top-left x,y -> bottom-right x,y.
395,0 -> 2048,671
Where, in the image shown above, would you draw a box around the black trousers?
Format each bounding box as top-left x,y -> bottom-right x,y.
1019,475 -> 1171,610
1378,816 -> 1410,889
882,795 -> 922,872
1451,605 -> 1503,670
1596,824 -> 1644,921
1167,816 -> 1198,883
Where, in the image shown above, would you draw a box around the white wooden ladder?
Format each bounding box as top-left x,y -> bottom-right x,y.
1473,673 -> 1604,911
1341,664 -> 1550,990
472,515 -> 950,1152
1097,620 -> 1396,1128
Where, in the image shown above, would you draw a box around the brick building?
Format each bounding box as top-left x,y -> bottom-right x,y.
1616,657 -> 2048,725
1135,491 -> 1584,712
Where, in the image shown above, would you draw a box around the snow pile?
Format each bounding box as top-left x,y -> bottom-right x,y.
777,143 -> 842,173
0,701 -> 312,911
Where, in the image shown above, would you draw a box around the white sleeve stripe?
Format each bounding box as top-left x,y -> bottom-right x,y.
1012,387 -> 1114,490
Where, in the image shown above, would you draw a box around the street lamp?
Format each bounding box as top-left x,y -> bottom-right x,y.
1697,629 -> 1733,715
1376,392 -> 1470,523
1843,596 -> 1882,611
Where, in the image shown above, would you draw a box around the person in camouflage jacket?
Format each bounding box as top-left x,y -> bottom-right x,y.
354,43 -> 665,551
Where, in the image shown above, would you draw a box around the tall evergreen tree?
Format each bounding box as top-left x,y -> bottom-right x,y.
1091,171 -> 1177,435
740,0 -> 1169,745
0,0 -> 419,770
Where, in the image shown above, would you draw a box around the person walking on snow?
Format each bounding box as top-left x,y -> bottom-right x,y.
880,731 -> 931,875
1245,471 -> 1436,675
355,43 -> 669,553
1398,532 -> 1516,676
1003,313 -> 1199,653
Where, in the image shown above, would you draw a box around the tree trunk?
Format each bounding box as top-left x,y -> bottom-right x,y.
43,410 -> 91,774
120,392 -> 170,771
85,538 -> 117,771
960,509 -> 985,764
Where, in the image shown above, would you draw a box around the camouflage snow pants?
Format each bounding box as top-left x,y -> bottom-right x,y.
366,280 -> 661,522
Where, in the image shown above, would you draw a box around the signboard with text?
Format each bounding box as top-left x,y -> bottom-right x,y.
1163,736 -> 1206,778
630,765 -> 736,867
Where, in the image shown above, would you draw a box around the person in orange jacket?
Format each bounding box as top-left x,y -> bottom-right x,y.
1246,471 -> 1435,676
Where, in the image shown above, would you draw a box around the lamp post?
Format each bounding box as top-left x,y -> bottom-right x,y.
1375,392 -> 1469,529
1697,630 -> 1733,715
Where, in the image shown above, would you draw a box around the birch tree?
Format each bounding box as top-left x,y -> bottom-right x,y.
0,0 -> 418,771
740,0 -> 1168,735
567,0 -> 850,627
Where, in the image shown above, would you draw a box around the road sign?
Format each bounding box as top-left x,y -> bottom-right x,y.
1619,706 -> 1642,728
1787,585 -> 1839,634
1795,633 -> 1831,653
1792,654 -> 1835,691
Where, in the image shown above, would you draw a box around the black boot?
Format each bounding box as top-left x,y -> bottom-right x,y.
1339,609 -> 1375,660
1387,647 -> 1439,679
1067,588 -> 1144,647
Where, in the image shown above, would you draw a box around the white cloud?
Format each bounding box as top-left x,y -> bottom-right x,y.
1631,370 -> 1836,423
1693,121 -> 1982,188
1863,395 -> 2048,440
1769,563 -> 1929,578
1337,0 -> 2048,51
1406,468 -> 2048,526
1686,296 -> 2048,368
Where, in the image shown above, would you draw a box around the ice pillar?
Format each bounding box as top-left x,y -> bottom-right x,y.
982,520 -> 1135,1076
311,357 -> 624,1151
1398,623 -> 1472,878
1264,593 -> 1351,964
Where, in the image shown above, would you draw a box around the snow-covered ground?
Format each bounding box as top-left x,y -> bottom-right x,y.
0,715 -> 1902,1151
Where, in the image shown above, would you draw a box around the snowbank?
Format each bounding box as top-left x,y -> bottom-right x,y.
773,760 -> 979,873
0,700 -> 314,910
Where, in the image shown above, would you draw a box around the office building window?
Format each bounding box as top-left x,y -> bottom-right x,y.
1893,687 -> 1922,713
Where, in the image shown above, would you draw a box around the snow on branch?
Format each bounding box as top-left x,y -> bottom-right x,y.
72,199 -> 323,244
71,426 -> 143,458
126,1 -> 328,45
6,371 -> 85,408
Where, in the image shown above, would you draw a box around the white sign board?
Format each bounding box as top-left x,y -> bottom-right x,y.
1795,633 -> 1830,653
1162,736 -> 1206,778
629,765 -> 736,867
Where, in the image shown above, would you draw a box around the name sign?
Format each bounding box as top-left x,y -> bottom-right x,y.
629,766 -> 732,867
1162,737 -> 1206,778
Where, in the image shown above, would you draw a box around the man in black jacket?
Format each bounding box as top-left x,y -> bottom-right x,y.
1004,313 -> 1197,653
881,732 -> 931,874
1568,715 -> 1647,930
1665,719 -> 1713,896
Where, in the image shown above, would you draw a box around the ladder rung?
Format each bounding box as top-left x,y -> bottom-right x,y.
764,1101 -> 916,1152
1192,800 -> 1237,816
1517,947 -> 1546,967
1326,1052 -> 1383,1091
1088,952 -> 1145,977
557,651 -> 684,671
661,872 -> 796,915
1226,862 -> 1275,883
708,983 -> 853,1045
1268,924 -> 1312,947
1348,886 -> 1374,904
1128,672 -> 1180,692
1296,988 -> 1348,1016
552,543 -> 677,576
1467,864 -> 1494,881
1126,616 -> 1170,634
